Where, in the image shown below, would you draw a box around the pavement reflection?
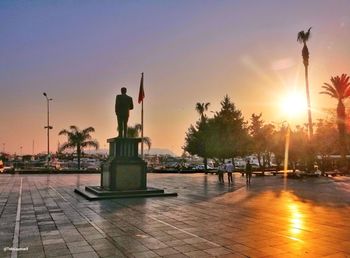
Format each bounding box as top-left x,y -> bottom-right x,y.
288,203 -> 304,239
0,173 -> 349,257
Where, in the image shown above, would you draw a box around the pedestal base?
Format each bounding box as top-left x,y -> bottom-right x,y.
74,186 -> 177,201
74,137 -> 177,200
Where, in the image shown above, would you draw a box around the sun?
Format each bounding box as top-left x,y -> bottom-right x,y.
280,90 -> 307,118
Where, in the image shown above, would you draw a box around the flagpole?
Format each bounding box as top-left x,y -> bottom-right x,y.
141,73 -> 144,159
141,98 -> 144,158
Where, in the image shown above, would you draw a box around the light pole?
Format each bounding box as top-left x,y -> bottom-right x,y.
283,122 -> 290,175
2,143 -> 4,153
43,92 -> 53,165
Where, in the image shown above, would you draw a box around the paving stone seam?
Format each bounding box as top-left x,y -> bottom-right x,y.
10,177 -> 22,258
140,214 -> 220,248
48,185 -> 132,257
57,180 -> 221,255
0,177 -> 13,218
49,186 -> 106,236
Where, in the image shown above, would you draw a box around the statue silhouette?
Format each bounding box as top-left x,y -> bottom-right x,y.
115,87 -> 134,137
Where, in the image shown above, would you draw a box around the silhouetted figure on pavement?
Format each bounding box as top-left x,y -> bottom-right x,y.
225,160 -> 234,184
245,160 -> 253,185
218,163 -> 225,183
115,87 -> 134,137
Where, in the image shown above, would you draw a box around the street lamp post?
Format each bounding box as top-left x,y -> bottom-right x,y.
43,92 -> 53,165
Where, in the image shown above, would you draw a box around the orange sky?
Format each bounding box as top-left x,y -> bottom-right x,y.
1,1 -> 350,155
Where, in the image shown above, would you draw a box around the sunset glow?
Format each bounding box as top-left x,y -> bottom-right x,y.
0,1 -> 349,155
280,90 -> 308,119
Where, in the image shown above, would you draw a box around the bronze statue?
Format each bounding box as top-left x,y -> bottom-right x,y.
115,87 -> 134,137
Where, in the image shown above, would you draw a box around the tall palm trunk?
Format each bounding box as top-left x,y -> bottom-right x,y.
303,44 -> 313,139
337,100 -> 347,167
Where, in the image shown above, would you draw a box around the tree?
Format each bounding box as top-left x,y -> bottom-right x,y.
249,113 -> 274,174
313,119 -> 339,172
270,123 -> 288,172
297,27 -> 313,138
320,74 -> 350,168
184,121 -> 211,161
127,124 -> 152,151
184,102 -> 212,170
289,125 -> 309,172
184,97 -> 250,168
58,126 -> 99,170
210,95 -> 250,160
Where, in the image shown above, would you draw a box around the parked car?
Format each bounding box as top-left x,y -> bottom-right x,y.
192,164 -> 214,171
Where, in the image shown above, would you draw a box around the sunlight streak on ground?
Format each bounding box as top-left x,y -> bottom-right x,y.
288,203 -> 304,237
284,124 -> 290,190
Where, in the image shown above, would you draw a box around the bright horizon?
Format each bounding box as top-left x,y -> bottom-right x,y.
1,1 -> 350,155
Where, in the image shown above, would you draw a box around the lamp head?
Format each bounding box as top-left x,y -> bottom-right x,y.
43,92 -> 47,97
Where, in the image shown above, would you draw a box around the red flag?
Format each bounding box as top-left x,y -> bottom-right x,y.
138,72 -> 145,104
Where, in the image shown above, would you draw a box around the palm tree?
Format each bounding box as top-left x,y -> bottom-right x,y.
58,126 -> 99,170
195,102 -> 210,122
195,102 -> 210,171
127,124 -> 151,151
297,27 -> 313,138
320,74 -> 350,168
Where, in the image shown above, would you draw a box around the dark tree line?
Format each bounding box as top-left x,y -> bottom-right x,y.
184,95 -> 346,173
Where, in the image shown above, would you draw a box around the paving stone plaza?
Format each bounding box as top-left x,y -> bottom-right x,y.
0,173 -> 350,258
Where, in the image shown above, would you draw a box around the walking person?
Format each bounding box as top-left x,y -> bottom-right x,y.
218,163 -> 224,183
225,160 -> 234,184
245,160 -> 253,185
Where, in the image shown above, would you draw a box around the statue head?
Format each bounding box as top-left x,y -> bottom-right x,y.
121,87 -> 127,94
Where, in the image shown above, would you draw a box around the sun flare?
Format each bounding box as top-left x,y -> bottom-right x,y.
280,90 -> 307,118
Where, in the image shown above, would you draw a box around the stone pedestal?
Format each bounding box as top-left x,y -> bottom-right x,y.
102,137 -> 146,190
75,137 -> 177,200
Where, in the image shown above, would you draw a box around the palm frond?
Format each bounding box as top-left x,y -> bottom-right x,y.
297,31 -> 304,43
127,129 -> 138,138
142,137 -> 152,150
82,127 -> 95,135
305,27 -> 312,38
320,91 -> 336,98
134,124 -> 142,131
58,129 -> 69,136
321,74 -> 350,101
195,103 -> 204,115
320,84 -> 338,98
58,125 -> 99,154
297,27 -> 311,43
81,140 -> 99,149
69,125 -> 79,132
59,142 -> 76,152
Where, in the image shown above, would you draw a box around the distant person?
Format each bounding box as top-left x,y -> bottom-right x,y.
245,160 -> 253,185
225,160 -> 234,184
115,87 -> 134,137
218,163 -> 225,183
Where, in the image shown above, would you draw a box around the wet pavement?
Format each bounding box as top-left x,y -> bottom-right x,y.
0,173 -> 349,258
